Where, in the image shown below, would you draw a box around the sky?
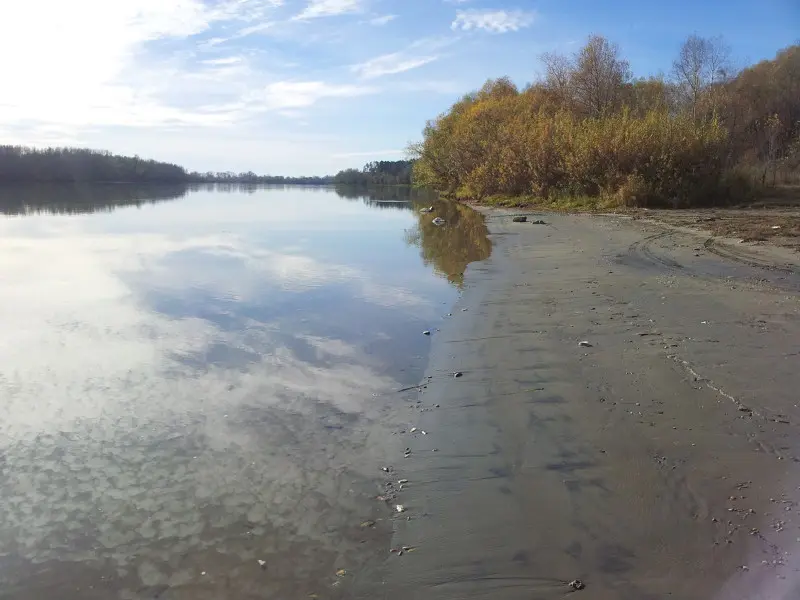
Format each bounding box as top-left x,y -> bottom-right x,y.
0,0 -> 797,176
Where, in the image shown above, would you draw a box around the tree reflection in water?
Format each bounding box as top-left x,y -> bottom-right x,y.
333,184 -> 492,287
405,198 -> 492,288
0,183 -> 189,216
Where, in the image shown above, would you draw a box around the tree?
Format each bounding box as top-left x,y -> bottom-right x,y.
570,35 -> 631,116
540,52 -> 573,108
540,35 -> 631,117
672,34 -> 732,118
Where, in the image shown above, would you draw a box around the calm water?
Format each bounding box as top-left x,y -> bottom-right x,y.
0,184 -> 490,599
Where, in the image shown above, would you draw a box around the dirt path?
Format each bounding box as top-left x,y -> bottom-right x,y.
357,211 -> 800,600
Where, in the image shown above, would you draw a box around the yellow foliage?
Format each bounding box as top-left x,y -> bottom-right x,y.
414,81 -> 732,207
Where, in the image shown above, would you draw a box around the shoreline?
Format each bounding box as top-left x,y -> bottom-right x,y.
358,208 -> 800,599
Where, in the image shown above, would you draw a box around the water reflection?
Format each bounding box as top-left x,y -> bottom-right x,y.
333,184 -> 437,210
0,183 -> 188,215
0,185 -> 490,599
405,199 -> 492,288
333,184 -> 491,287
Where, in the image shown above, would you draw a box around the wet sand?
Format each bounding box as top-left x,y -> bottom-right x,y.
359,211 -> 800,599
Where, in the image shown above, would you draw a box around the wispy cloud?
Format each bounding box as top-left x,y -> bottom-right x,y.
369,14 -> 397,26
292,0 -> 363,20
236,21 -> 275,37
259,81 -> 377,110
0,0 -> 289,131
332,149 -> 404,158
352,52 -> 438,79
451,9 -> 535,33
201,57 -> 244,66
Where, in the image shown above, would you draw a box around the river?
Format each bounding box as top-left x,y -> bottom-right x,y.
0,183 -> 490,599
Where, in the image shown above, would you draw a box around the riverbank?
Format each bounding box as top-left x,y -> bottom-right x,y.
358,209 -> 800,599
465,184 -> 800,255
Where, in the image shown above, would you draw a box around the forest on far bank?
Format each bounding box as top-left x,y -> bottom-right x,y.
410,35 -> 800,208
0,146 -> 336,185
0,146 -> 412,187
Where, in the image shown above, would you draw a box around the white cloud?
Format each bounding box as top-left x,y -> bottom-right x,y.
201,56 -> 244,66
369,14 -> 397,25
259,81 -> 377,110
292,0 -> 363,20
351,52 -> 439,79
235,21 -> 276,37
332,149 -> 404,158
451,9 -> 535,33
0,0 -> 289,131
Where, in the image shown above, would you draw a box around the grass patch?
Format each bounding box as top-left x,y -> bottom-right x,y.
471,193 -> 621,212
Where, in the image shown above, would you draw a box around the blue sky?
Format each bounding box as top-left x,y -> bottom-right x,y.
1,0 -> 797,175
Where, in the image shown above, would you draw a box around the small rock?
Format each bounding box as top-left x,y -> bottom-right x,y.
512,216 -> 527,223
410,427 -> 418,433
336,569 -> 347,578
569,579 -> 585,590
397,479 -> 409,485
453,372 -> 463,378
578,341 -> 593,347
532,219 -> 547,225
395,504 -> 405,513
422,330 -> 431,336
432,217 -> 445,226
258,559 -> 267,570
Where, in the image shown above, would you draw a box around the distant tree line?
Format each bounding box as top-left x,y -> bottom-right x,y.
0,146 -> 188,183
187,171 -> 334,185
333,160 -> 414,185
0,145 -> 418,189
0,146 -> 338,185
411,36 -> 800,207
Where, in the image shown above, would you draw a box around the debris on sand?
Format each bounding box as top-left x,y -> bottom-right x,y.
512,216 -> 527,223
258,559 -> 267,570
395,504 -> 406,513
531,219 -> 547,225
410,427 -> 418,433
432,217 -> 446,226
569,579 -> 586,591
578,340 -> 593,347
398,479 -> 409,485
738,405 -> 753,413
336,569 -> 347,578
453,372 -> 463,378
419,206 -> 434,213
422,330 -> 431,336
381,466 -> 392,473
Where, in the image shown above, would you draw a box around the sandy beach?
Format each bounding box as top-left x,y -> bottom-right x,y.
357,210 -> 800,600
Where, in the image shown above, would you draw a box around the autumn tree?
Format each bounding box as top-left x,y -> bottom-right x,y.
571,35 -> 632,116
540,36 -> 631,116
672,34 -> 732,118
